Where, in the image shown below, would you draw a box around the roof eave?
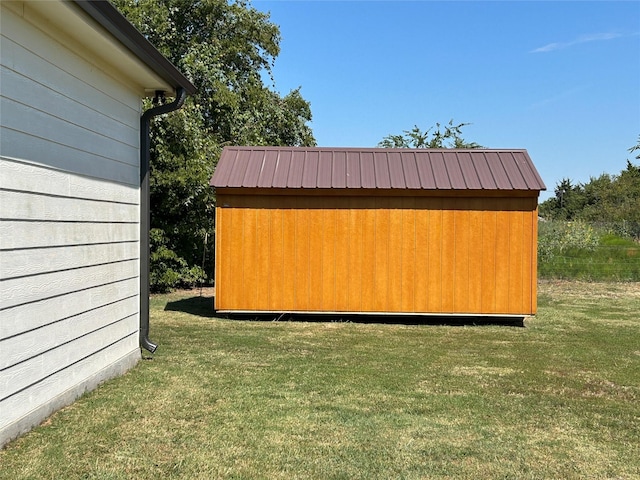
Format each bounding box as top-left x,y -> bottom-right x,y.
72,0 -> 196,95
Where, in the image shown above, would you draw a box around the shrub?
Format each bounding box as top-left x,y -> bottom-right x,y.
538,220 -> 598,262
150,229 -> 206,293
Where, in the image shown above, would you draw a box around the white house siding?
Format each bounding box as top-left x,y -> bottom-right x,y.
0,4 -> 143,444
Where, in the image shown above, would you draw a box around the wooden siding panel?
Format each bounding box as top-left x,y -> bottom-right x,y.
414,203 -> 429,312
255,205 -> 271,309
387,198 -> 403,311
214,205 -> 226,310
453,202 -> 470,313
347,201 -> 364,311
481,208 -> 498,314
495,209 -> 511,313
294,198 -> 311,310
228,197 -> 245,308
360,205 -> 376,311
400,199 -> 416,312
468,200 -> 484,313
334,207 -> 350,311
321,205 -> 337,310
281,204 -> 296,310
426,200 -> 443,312
531,206 -> 539,314
440,204 -> 455,313
508,207 -> 525,314
214,193 -> 539,315
242,202 -> 258,310
372,199 -> 390,311
268,205 -> 285,311
308,204 -> 324,310
521,205 -> 535,314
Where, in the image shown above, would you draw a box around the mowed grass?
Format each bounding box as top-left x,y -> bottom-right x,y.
1,282 -> 639,479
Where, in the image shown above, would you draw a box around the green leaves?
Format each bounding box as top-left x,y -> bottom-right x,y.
539,157 -> 640,239
378,120 -> 481,149
113,0 -> 316,290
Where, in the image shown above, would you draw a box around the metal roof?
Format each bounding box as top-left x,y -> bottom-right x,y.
210,147 -> 546,191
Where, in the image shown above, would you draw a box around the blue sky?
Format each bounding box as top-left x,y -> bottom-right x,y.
253,0 -> 640,200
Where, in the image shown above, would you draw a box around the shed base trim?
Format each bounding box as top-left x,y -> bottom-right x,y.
216,309 -> 530,318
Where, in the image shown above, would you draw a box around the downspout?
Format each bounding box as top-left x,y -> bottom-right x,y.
140,87 -> 187,353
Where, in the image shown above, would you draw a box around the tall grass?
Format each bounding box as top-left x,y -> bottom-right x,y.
539,220 -> 640,281
1,283 -> 639,479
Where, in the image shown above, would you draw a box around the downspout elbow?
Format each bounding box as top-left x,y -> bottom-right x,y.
140,87 -> 187,353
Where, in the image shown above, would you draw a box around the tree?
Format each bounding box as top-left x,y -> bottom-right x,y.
629,134 -> 640,160
539,160 -> 640,238
113,0 -> 316,291
378,120 -> 481,149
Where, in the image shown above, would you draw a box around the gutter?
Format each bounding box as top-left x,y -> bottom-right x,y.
140,88 -> 187,353
70,0 -> 195,353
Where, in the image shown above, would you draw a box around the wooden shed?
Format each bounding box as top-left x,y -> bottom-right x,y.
210,147 -> 546,317
0,1 -> 194,446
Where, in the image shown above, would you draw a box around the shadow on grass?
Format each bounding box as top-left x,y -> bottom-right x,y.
165,295 -> 526,327
165,295 -> 216,318
225,312 -> 527,327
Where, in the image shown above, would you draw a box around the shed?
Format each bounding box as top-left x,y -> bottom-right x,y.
0,0 -> 195,446
210,146 -> 546,316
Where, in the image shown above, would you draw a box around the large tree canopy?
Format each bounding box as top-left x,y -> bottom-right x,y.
113,0 -> 315,291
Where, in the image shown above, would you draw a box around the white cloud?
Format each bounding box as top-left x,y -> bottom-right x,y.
531,32 -> 626,53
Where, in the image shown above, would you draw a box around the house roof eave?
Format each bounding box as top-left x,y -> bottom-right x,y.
72,0 -> 196,96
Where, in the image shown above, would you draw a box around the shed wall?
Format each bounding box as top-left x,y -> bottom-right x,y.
215,193 -> 539,315
0,4 -> 141,445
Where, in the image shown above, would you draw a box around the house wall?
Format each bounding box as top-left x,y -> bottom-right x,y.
215,192 -> 539,315
0,4 -> 141,445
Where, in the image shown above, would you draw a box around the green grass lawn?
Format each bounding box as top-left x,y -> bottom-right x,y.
1,282 -> 639,479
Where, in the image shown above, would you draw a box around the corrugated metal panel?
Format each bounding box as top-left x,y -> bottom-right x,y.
210,146 -> 547,191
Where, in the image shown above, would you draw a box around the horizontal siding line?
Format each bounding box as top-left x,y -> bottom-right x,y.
0,218 -> 138,225
0,312 -> 137,372
0,330 -> 137,403
1,64 -> 138,139
1,94 -> 137,151
0,187 -> 139,206
0,240 -> 139,253
0,155 -> 139,189
0,275 -> 139,312
0,125 -> 139,174
0,34 -> 139,116
1,257 -> 139,281
0,294 -> 138,342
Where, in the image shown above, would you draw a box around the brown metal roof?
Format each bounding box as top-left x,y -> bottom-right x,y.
210,147 -> 546,191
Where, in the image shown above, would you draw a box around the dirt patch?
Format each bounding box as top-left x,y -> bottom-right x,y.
539,280 -> 640,299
